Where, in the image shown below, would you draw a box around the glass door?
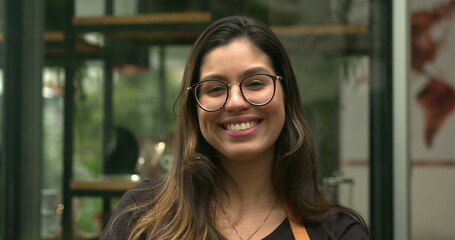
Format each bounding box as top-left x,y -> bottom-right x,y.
51,0 -> 408,239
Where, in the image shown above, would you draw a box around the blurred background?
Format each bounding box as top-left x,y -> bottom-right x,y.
1,0 -> 454,239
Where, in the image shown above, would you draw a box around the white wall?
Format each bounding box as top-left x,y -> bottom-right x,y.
411,167 -> 455,240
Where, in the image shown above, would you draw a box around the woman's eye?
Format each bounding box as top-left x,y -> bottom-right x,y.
207,86 -> 225,93
250,80 -> 265,86
244,80 -> 266,88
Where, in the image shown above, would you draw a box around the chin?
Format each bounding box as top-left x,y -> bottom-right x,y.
217,144 -> 275,163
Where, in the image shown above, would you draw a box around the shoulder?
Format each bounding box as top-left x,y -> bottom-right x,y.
306,212 -> 370,240
119,178 -> 161,205
99,178 -> 161,240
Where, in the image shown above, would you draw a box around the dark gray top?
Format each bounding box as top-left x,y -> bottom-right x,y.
100,179 -> 369,240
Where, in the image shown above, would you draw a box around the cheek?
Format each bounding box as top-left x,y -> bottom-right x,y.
264,95 -> 286,139
197,109 -> 213,140
273,88 -> 286,122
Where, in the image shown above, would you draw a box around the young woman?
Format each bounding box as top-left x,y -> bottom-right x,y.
100,16 -> 370,240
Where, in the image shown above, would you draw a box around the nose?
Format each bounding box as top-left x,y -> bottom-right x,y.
224,84 -> 249,111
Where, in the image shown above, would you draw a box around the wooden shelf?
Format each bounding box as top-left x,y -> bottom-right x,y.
104,31 -> 202,44
73,12 -> 211,26
271,24 -> 369,54
72,12 -> 212,33
271,24 -> 368,36
0,31 -> 103,59
45,33 -> 103,58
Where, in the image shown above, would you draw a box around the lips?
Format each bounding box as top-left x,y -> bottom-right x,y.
225,121 -> 258,131
221,117 -> 262,132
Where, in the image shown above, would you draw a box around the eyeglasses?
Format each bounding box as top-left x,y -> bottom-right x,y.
187,73 -> 283,112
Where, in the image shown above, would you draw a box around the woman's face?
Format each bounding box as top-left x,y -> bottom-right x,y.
197,38 -> 285,163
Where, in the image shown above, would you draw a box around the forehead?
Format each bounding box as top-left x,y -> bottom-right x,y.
199,39 -> 273,76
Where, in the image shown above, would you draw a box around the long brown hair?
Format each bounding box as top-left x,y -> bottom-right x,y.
111,15 -> 368,239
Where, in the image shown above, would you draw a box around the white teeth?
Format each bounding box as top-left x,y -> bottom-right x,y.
226,121 -> 258,131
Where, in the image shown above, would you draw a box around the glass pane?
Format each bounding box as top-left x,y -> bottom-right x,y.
74,60 -> 104,181
410,1 -> 455,239
42,67 -> 64,238
72,60 -> 104,236
265,0 -> 370,220
42,1 -> 67,238
55,0 -> 376,237
112,45 -> 190,178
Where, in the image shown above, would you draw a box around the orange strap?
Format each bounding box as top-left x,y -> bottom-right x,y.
289,220 -> 310,240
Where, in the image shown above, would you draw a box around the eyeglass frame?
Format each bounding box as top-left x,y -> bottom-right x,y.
187,73 -> 283,112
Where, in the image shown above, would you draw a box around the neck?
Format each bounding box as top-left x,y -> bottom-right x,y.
215,154 -> 286,240
219,154 -> 276,205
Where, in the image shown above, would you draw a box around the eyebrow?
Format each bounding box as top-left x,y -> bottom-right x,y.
243,67 -> 271,77
200,66 -> 272,82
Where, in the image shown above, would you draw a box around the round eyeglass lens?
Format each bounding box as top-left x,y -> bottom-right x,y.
195,80 -> 228,111
241,74 -> 275,105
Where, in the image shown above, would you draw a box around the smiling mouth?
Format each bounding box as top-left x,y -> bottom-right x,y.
224,121 -> 259,131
